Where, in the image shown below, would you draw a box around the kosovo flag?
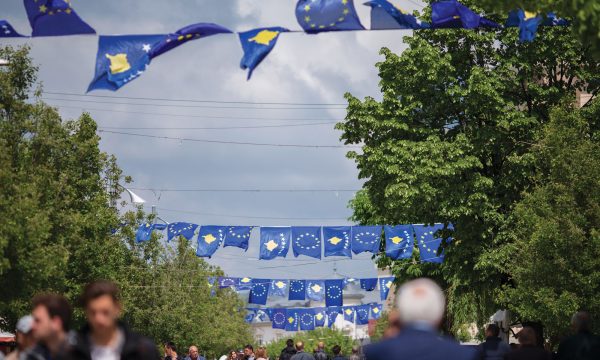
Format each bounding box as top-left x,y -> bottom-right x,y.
314,308 -> 327,327
370,303 -> 383,319
0,20 -> 26,37
505,10 -> 542,42
298,309 -> 316,331
384,225 -> 414,260
285,309 -> 299,331
256,309 -> 269,322
88,34 -> 167,92
218,277 -> 239,289
365,0 -> 430,30
224,226 -> 253,250
414,224 -> 449,263
543,12 -> 569,26
259,227 -> 291,260
323,226 -> 352,258
244,309 -> 256,323
289,280 -> 307,301
249,279 -> 270,305
135,223 -> 166,243
356,305 -> 371,325
344,277 -> 358,288
270,280 -> 288,297
196,225 -> 226,258
325,279 -> 344,307
326,307 -> 342,327
292,226 -> 322,259
239,27 -> 288,80
343,306 -> 356,323
296,0 -> 365,33
306,280 -> 326,301
431,1 -> 499,29
23,0 -> 95,36
360,278 -> 378,291
351,226 -> 382,254
271,308 -> 287,329
237,277 -> 253,291
149,23 -> 231,59
167,222 -> 198,241
379,276 -> 395,301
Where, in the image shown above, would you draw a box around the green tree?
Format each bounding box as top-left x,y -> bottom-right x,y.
265,328 -> 357,359
337,0 -> 599,335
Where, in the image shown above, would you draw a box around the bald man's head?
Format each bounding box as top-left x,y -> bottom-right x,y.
295,341 -> 304,351
317,341 -> 325,350
396,278 -> 445,328
188,345 -> 199,359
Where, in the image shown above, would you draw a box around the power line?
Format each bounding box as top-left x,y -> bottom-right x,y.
157,207 -> 351,221
43,91 -> 348,106
129,187 -> 359,193
98,129 -> 360,149
98,121 -> 336,130
42,97 -> 346,111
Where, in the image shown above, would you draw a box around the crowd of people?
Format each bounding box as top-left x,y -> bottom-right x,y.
1,278 -> 599,360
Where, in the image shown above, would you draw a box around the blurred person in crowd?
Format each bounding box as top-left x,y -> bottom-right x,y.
243,345 -> 255,360
557,311 -> 600,360
314,342 -> 328,360
331,345 -> 345,360
348,346 -> 363,360
365,278 -> 477,360
505,327 -> 551,360
67,280 -> 160,360
382,310 -> 401,339
280,339 -> 296,360
7,315 -> 36,360
26,294 -> 72,360
185,345 -> 205,360
164,342 -> 183,360
228,350 -> 239,360
477,323 -> 510,360
290,341 -> 315,360
255,347 -> 268,360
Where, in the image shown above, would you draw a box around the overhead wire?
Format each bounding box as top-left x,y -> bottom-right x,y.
129,187 -> 359,193
156,207 -> 351,221
98,122 -> 337,130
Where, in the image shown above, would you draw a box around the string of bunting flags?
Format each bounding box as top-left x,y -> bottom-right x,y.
1,1 -> 569,89
244,303 -> 384,330
135,223 -> 453,263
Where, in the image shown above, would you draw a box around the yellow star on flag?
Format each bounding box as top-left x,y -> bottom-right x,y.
265,240 -> 279,251
311,284 -> 322,293
391,236 -> 402,244
39,5 -> 47,13
304,5 -> 311,11
203,234 -> 217,244
329,237 -> 342,245
249,30 -> 279,46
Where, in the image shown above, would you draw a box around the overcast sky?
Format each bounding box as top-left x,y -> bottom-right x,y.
1,1 -> 421,302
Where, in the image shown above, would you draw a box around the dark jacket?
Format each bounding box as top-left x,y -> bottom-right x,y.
557,332 -> 600,360
67,323 -> 160,360
364,327 -> 478,360
504,346 -> 552,360
290,352 -> 316,360
280,346 -> 297,360
478,337 -> 511,360
314,350 -> 329,360
332,356 -> 347,360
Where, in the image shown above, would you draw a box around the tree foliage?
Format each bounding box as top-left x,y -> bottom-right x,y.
337,0 -> 599,337
265,327 -> 358,359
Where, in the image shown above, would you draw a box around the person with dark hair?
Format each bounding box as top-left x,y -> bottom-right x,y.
280,339 -> 297,360
348,346 -> 362,360
557,311 -> 600,360
243,345 -> 255,360
477,323 -> 510,360
165,342 -> 183,360
290,341 -> 315,360
26,293 -> 72,360
66,280 -> 160,360
314,342 -> 328,360
505,327 -> 551,360
331,345 -> 345,360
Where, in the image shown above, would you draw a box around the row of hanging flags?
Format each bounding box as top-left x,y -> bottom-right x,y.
244,303 -> 384,330
215,276 -> 395,305
135,223 -> 452,263
2,1 -> 569,89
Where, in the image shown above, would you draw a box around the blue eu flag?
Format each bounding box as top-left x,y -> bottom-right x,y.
384,225 -> 414,260
218,277 -> 239,289
370,303 -> 383,319
285,309 -> 299,331
323,226 -> 352,258
0,20 -> 26,37
167,222 -> 198,241
135,223 -> 166,243
249,279 -> 270,305
196,225 -> 226,258
365,0 -> 430,30
270,280 -> 288,297
289,280 -> 306,301
88,34 -> 167,92
314,307 -> 327,327
259,227 -> 291,260
296,0 -> 365,33
379,276 -> 395,301
149,23 -> 232,59
23,0 -> 95,36
351,226 -> 382,254
326,307 -> 342,327
306,280 -> 326,301
343,306 -> 356,323
414,224 -> 449,263
360,278 -> 378,291
325,279 -> 344,307
239,27 -> 288,80
356,305 -> 370,325
224,226 -> 253,250
292,226 -> 322,259
431,1 -> 499,29
298,309 -> 316,331
271,308 -> 287,329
